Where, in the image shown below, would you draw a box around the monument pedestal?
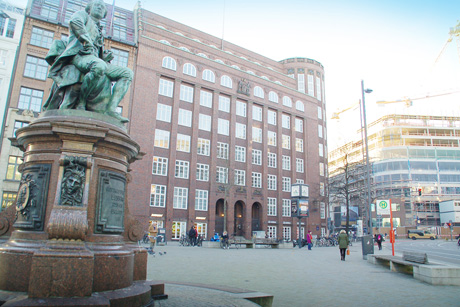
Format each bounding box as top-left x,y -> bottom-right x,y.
0,110 -> 157,306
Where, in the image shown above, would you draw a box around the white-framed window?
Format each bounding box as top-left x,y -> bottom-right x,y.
296,179 -> 304,184
18,87 -> 43,112
236,100 -> 247,117
296,138 -> 304,152
253,105 -> 262,121
150,184 -> 167,207
316,76 -> 322,101
319,162 -> 325,176
268,91 -> 278,103
202,69 -> 215,83
298,73 -> 305,93
296,158 -> 304,173
154,129 -> 170,148
252,149 -> 262,165
234,169 -> 245,186
24,55 -> 48,80
218,95 -> 230,112
196,163 -> 210,181
172,221 -> 186,240
162,56 -> 176,71
173,187 -> 188,209
319,143 -> 324,157
152,156 -> 168,176
183,63 -> 197,77
268,110 -> 276,125
159,78 -> 174,97
318,125 -> 323,138
320,182 -> 325,196
180,84 -> 194,103
156,103 -> 172,122
282,199 -> 291,217
218,118 -> 229,135
282,114 -> 290,129
195,190 -> 209,211
282,155 -> 291,170
221,75 -> 232,88
30,27 -> 54,49
178,109 -> 192,127
235,146 -> 246,162
283,226 -> 291,241
268,152 -> 277,168
268,131 -> 277,146
175,160 -> 190,179
320,202 -> 326,219
111,48 -> 129,67
267,226 -> 277,239
197,138 -> 211,156
282,177 -> 291,192
295,118 -> 303,133
200,90 -> 213,108
217,142 -> 229,159
254,86 -> 264,98
13,121 -> 29,137
196,223 -> 207,237
235,123 -> 246,139
268,175 -> 277,190
296,100 -> 305,112
176,134 -> 191,152
317,106 -> 322,119
282,96 -> 292,107
308,74 -> 315,96
198,114 -> 212,131
252,172 -> 262,188
252,127 -> 262,143
216,166 -> 228,183
282,135 -> 290,150
267,198 -> 277,216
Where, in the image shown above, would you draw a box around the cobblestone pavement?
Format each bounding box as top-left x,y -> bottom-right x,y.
146,241 -> 459,307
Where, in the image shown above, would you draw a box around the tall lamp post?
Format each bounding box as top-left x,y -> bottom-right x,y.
361,80 -> 373,237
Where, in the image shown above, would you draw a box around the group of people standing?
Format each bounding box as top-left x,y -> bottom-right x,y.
188,225 -> 199,246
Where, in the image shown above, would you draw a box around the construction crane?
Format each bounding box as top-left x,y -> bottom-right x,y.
331,101 -> 360,119
375,89 -> 460,107
433,20 -> 460,67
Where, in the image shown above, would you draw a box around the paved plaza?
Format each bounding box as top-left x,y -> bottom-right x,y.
146,241 -> 459,306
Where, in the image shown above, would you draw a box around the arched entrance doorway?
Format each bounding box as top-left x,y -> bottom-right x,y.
215,199 -> 225,235
252,202 -> 261,233
234,201 -> 245,236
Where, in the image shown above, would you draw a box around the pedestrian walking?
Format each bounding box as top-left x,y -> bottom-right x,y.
376,233 -> 383,250
148,220 -> 158,250
189,225 -> 197,246
306,231 -> 313,250
338,230 -> 349,261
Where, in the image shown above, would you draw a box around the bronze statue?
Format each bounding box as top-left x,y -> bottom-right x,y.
43,0 -> 133,123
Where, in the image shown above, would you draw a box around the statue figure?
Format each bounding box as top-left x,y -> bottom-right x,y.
43,0 -> 133,123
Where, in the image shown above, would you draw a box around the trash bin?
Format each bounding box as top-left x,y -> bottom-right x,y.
157,228 -> 166,246
361,235 -> 374,260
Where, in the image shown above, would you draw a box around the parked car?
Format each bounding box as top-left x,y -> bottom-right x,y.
408,229 -> 437,240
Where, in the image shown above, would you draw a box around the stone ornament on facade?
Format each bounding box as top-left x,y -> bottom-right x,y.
60,156 -> 87,207
237,79 -> 251,96
16,173 -> 37,218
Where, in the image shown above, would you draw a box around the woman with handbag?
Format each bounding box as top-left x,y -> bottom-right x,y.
338,230 -> 349,261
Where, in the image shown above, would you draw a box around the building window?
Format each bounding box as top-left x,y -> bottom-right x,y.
30,27 -> 54,49
282,199 -> 291,217
0,49 -> 7,67
320,182 -> 325,196
218,95 -> 230,112
253,105 -> 262,121
282,135 -> 290,150
159,78 -> 174,97
202,69 -> 215,83
297,73 -> 305,93
198,114 -> 212,131
282,177 -> 291,192
282,155 -> 291,170
296,138 -> 304,152
111,48 -> 129,67
178,109 -> 192,127
218,118 -> 229,135
18,87 -> 43,112
13,121 -> 29,137
183,63 -> 197,77
196,163 -> 210,181
154,129 -> 170,148
197,138 -> 211,156
180,84 -> 194,103
175,160 -> 190,179
176,134 -> 191,152
235,146 -> 246,163
235,123 -> 246,139
0,15 -> 16,38
221,75 -> 232,88
252,127 -> 262,143
268,131 -> 276,146
252,172 -> 262,188
283,226 -> 291,241
24,55 -> 48,80
295,118 -> 303,133
216,166 -> 228,184
296,100 -> 305,112
267,110 -> 276,125
268,152 -> 277,168
269,91 -> 278,103
308,74 -> 314,96
1,192 -> 16,211
6,156 -> 22,181
317,106 -> 322,119
316,76 -> 322,101
200,90 -> 213,108
234,169 -> 245,186
195,189 -> 209,211
267,226 -> 277,239
319,162 -> 325,176
296,179 -> 304,184
173,187 -> 188,209
296,158 -> 304,173
152,156 -> 168,176
150,184 -> 167,207
162,56 -> 176,71
172,221 -> 186,240
319,144 -> 324,157
254,86 -> 264,99
249,148 -> 262,165
318,125 -> 323,138
216,143 -> 229,160
282,96 -> 292,107
236,100 -> 247,117
267,175 -> 277,190
282,114 -> 290,129
267,198 -> 277,216
156,103 -> 172,122
320,202 -> 326,219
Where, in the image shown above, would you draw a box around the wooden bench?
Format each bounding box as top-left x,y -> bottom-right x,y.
402,251 -> 428,264
253,239 -> 280,249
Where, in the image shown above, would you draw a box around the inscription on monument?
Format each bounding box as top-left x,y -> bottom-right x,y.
95,170 -> 126,234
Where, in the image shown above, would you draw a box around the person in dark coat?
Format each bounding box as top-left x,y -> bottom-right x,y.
188,225 -> 197,246
376,233 -> 383,250
338,230 -> 349,261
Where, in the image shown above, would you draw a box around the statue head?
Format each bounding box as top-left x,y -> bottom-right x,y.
86,0 -> 108,19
